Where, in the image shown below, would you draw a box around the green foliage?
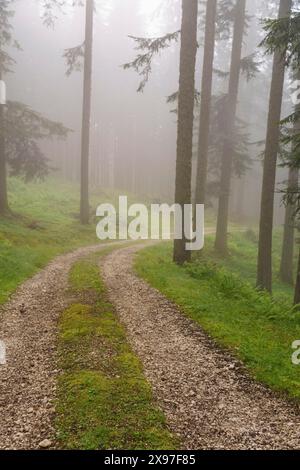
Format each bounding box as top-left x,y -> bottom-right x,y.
57,254 -> 178,450
3,101 -> 69,181
0,0 -> 19,74
63,42 -> 85,76
135,234 -> 300,400
123,31 -> 180,92
261,12 -> 300,69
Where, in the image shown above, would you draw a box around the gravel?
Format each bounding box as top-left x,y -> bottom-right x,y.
102,245 -> 300,450
0,242 -> 114,450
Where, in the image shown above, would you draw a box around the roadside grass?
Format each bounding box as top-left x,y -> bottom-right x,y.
135,235 -> 300,401
56,252 -> 178,450
0,177 -> 119,305
200,230 -> 296,302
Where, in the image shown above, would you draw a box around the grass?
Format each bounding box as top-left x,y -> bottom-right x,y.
135,233 -> 300,401
56,251 -> 178,450
200,229 -> 296,302
0,177 -> 119,305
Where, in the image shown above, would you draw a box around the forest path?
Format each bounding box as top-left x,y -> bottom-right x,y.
0,241 -> 127,450
102,244 -> 300,450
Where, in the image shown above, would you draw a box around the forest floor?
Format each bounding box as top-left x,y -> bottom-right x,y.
136,237 -> 300,401
0,240 -> 178,450
1,236 -> 300,449
102,244 -> 300,450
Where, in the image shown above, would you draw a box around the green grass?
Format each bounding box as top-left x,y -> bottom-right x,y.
200,229 -> 297,301
56,252 -> 178,450
135,236 -> 300,401
0,177 -> 118,305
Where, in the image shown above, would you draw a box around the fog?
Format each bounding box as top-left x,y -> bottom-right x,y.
4,0 -> 292,222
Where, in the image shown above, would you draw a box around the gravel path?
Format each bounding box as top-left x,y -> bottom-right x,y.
102,245 -> 300,450
0,242 -> 119,450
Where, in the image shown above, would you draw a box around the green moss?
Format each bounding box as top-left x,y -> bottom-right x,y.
57,254 -> 178,450
135,239 -> 300,401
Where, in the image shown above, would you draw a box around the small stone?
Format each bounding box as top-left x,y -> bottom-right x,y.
39,439 -> 52,449
19,304 -> 26,314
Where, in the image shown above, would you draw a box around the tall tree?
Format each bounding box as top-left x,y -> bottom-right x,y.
173,0 -> 198,265
257,0 -> 293,292
0,0 -> 15,215
80,0 -> 94,225
214,0 -> 247,255
280,167 -> 298,284
294,246 -> 300,305
194,0 -> 217,206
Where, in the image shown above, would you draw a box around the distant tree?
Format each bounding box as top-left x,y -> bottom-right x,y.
205,93 -> 252,196
280,167 -> 298,284
63,0 -> 94,224
80,0 -> 94,225
0,0 -> 68,215
257,0 -> 293,292
173,0 -> 198,265
194,0 -> 217,207
214,0 -> 247,255
281,111 -> 300,302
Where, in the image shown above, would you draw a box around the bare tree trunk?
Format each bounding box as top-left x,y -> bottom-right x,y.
0,71 -> 8,216
280,167 -> 298,284
294,246 -> 300,306
194,0 -> 217,206
280,95 -> 300,284
174,0 -> 198,264
257,0 -> 292,292
173,0 -> 198,265
215,0 -> 246,255
80,0 -> 94,225
0,107 -> 8,215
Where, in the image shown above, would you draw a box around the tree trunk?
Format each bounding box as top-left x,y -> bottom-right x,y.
80,0 -> 94,225
214,0 -> 246,255
294,246 -> 300,306
257,0 -> 292,292
173,0 -> 198,265
280,167 -> 298,284
0,72 -> 8,216
0,105 -> 8,215
280,93 -> 300,284
194,0 -> 217,206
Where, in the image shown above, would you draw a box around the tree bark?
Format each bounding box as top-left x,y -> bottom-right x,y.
194,0 -> 217,206
214,0 -> 246,255
80,0 -> 94,225
257,0 -> 292,292
173,0 -> 198,265
280,167 -> 298,284
294,246 -> 300,306
0,71 -> 8,216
